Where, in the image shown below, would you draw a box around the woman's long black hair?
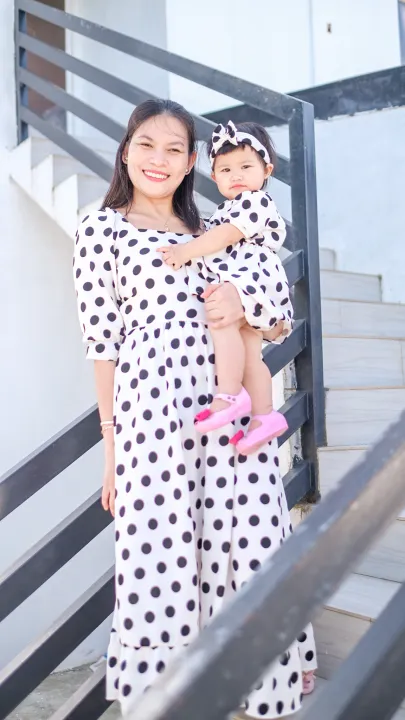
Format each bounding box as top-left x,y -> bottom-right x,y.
102,99 -> 201,232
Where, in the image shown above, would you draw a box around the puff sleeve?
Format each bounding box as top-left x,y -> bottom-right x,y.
73,210 -> 124,361
225,190 -> 286,252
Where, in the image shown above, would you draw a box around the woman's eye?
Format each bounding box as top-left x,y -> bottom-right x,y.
140,142 -> 152,148
169,148 -> 181,153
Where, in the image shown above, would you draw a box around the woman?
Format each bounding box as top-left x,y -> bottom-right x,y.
73,99 -> 316,718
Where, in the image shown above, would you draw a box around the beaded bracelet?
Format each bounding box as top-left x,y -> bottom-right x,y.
100,420 -> 114,436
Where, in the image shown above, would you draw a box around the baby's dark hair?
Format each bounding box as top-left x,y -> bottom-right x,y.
207,122 -> 277,170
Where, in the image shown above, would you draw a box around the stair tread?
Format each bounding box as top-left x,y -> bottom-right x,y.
326,572 -> 399,620
297,677 -> 405,717
323,296 -> 405,310
321,268 -> 380,282
318,444 -> 368,453
325,387 -> 405,445
327,385 -> 405,391
320,270 -> 381,302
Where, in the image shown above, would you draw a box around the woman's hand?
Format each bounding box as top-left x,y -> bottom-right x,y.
202,283 -> 245,329
158,244 -> 189,270
101,451 -> 116,517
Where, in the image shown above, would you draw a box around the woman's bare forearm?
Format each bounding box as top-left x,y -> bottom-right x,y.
94,360 -> 116,458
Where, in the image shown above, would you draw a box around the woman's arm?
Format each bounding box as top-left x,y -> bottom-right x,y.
203,283 -> 284,342
158,223 -> 243,269
95,360 -> 116,516
74,210 -> 124,517
202,283 -> 245,329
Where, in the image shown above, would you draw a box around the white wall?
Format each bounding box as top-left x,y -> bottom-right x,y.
65,0 -> 169,141
165,0 -> 401,114
0,0 -> 112,670
269,105 -> 405,305
166,0 -> 314,114
316,106 -> 405,304
311,0 -> 401,85
64,1 -> 402,121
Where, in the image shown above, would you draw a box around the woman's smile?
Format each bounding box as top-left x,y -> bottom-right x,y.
143,169 -> 170,182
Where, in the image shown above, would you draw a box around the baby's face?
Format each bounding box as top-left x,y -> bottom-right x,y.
212,145 -> 272,200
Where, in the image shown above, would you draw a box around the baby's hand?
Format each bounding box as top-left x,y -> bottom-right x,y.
157,244 -> 189,270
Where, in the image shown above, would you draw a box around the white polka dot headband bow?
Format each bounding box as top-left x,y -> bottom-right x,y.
210,120 -> 270,167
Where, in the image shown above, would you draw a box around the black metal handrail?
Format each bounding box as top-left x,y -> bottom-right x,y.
0,405 -> 99,521
0,569 -> 115,720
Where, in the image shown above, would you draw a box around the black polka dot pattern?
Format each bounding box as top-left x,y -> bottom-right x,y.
74,208 -> 316,719
187,191 -> 293,343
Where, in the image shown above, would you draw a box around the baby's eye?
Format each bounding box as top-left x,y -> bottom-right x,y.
220,167 -> 230,172
242,164 -> 252,169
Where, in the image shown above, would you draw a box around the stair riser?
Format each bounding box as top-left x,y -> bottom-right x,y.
320,271 -> 381,302
315,608 -> 405,714
31,156 -> 84,216
319,448 -> 366,496
323,337 -> 405,388
325,388 -> 405,446
54,176 -> 108,237
319,248 -> 336,271
356,521 -> 405,583
322,299 -> 405,340
314,607 -> 370,681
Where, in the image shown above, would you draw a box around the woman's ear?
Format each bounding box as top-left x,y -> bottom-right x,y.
264,163 -> 274,179
187,150 -> 197,173
122,144 -> 129,164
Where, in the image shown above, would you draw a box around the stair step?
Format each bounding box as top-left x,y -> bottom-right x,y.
318,445 -> 367,496
315,573 -> 400,680
297,676 -> 405,717
325,387 -> 405,446
356,520 -> 405,584
53,174 -> 108,237
31,155 -> 85,217
322,298 -> 405,340
319,247 -> 336,271
320,270 -> 381,302
323,336 -> 405,388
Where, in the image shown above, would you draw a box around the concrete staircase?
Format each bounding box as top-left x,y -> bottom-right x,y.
315,248 -> 405,714
8,136 -> 405,718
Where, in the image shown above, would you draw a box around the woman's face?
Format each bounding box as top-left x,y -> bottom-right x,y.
125,114 -> 196,200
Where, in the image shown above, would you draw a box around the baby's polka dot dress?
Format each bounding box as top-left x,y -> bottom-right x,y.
188,190 -> 293,341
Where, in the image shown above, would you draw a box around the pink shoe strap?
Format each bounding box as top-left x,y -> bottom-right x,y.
251,410 -> 281,423
213,392 -> 239,404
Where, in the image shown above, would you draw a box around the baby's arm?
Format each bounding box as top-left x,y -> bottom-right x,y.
158,224 -> 243,269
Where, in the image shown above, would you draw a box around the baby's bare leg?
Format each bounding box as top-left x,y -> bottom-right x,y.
240,326 -> 273,426
209,320 -> 245,412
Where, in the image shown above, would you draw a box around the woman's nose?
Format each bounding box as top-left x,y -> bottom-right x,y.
150,151 -> 167,167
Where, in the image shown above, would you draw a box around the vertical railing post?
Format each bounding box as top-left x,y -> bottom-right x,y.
15,2 -> 28,143
288,101 -> 325,501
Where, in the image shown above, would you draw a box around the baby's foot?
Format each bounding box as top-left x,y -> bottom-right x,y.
302,671 -> 315,695
247,406 -> 273,433
195,389 -> 251,433
210,392 -> 241,414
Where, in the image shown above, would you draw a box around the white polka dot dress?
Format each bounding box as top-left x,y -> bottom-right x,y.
188,190 -> 293,340
73,208 -> 316,719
